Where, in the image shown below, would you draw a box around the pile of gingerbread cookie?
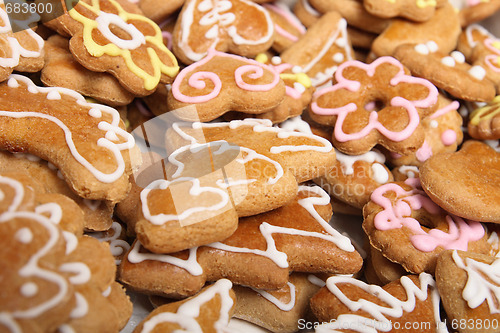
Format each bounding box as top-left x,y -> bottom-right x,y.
1,0 -> 500,331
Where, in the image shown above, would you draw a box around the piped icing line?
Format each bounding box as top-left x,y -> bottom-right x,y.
0,176 -> 70,319
311,57 -> 438,143
178,0 -> 274,63
263,3 -> 305,43
483,38 -> 500,72
140,279 -> 234,333
464,24 -> 496,49
430,100 -> 460,119
167,141 -> 284,184
141,177 -> 230,226
172,118 -> 333,154
128,185 -> 354,275
89,221 -> 130,265
67,0 -> 179,90
452,250 -> 500,313
300,0 -> 320,16
301,18 -> 353,87
2,75 -> 135,184
171,49 -> 281,104
250,282 -> 296,311
315,273 -> 448,333
370,180 -> 485,252
277,116 -> 313,134
470,95 -> 500,126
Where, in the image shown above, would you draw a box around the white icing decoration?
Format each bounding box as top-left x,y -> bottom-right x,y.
271,56 -> 282,65
278,116 -> 313,134
414,44 -> 429,55
46,91 -> 62,100
20,282 -> 38,297
250,282 -> 296,311
335,149 -> 388,184
82,199 -> 101,211
452,250 -> 500,313
484,140 -> 500,152
141,177 -> 230,226
102,286 -> 112,297
398,165 -> 419,179
301,0 -> 320,16
69,292 -> 88,319
469,65 -> 486,80
62,231 -> 78,255
89,222 -> 130,265
59,262 -> 91,285
465,24 -> 496,48
451,51 -> 465,63
15,227 -> 33,243
95,12 -> 146,50
293,82 -> 306,94
291,65 -> 303,74
307,274 -> 326,288
58,324 -> 76,333
0,313 -> 22,333
128,241 -> 204,276
3,75 -> 136,184
315,273 -> 448,333
430,120 -> 439,128
140,279 -> 234,333
426,41 -> 438,53
441,56 -> 455,67
35,203 -> 63,225
0,176 -> 69,319
13,152 -> 41,162
333,52 -> 344,63
371,163 -> 389,184
175,118 -> 333,154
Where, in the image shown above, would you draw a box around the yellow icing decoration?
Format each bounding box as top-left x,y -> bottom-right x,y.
470,95 -> 500,126
280,72 -> 312,88
255,53 -> 269,64
385,0 -> 396,3
68,0 -> 179,90
416,0 -> 436,8
492,41 -> 500,50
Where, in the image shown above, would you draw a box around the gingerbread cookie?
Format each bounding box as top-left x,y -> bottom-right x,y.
0,150 -> 115,231
386,95 -> 464,167
166,118 -> 335,183
280,11 -> 354,88
420,140 -> 500,223
364,0 -> 447,22
394,42 -> 496,102
468,95 -> 500,140
48,0 -> 179,96
0,0 -> 44,82
436,250 -> 500,333
363,178 -> 490,274
167,49 -> 286,122
309,56 -> 439,155
451,0 -> 500,27
88,221 -> 131,265
310,273 -> 447,332
138,0 -> 184,23
134,279 -> 235,333
371,2 -> 460,57
0,75 -> 139,203
365,245 -> 407,285
292,0 -> 320,28
120,185 -> 362,298
172,0 -> 275,64
41,35 -> 135,106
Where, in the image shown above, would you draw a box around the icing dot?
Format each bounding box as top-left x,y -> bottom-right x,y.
441,129 -> 457,146
20,282 -> 38,297
46,91 -> 62,100
88,108 -> 102,118
292,66 -> 303,74
416,141 -> 433,162
371,163 -> 389,184
414,44 -> 429,55
469,65 -> 486,80
441,56 -> 455,67
335,37 -> 346,48
271,56 -> 282,65
430,120 -> 438,128
451,51 -> 465,63
15,228 -> 33,243
459,106 -> 469,117
7,78 -> 19,88
426,41 -> 438,53
333,52 -> 344,63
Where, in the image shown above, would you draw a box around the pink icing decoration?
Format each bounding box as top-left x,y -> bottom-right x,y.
262,4 -> 306,35
273,62 -> 303,99
274,24 -> 299,42
416,140 -> 433,162
171,49 -> 280,104
161,31 -> 173,50
430,100 -> 459,119
484,39 -> 500,73
371,181 -> 485,252
441,129 -> 457,146
311,56 -> 438,143
467,0 -> 481,6
390,151 -> 402,159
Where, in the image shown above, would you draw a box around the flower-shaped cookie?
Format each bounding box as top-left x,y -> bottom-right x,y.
310,56 -> 439,155
0,0 -> 44,82
172,0 -> 275,64
53,0 -> 179,96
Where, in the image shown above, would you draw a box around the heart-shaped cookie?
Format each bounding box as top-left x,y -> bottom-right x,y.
420,140 -> 500,223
